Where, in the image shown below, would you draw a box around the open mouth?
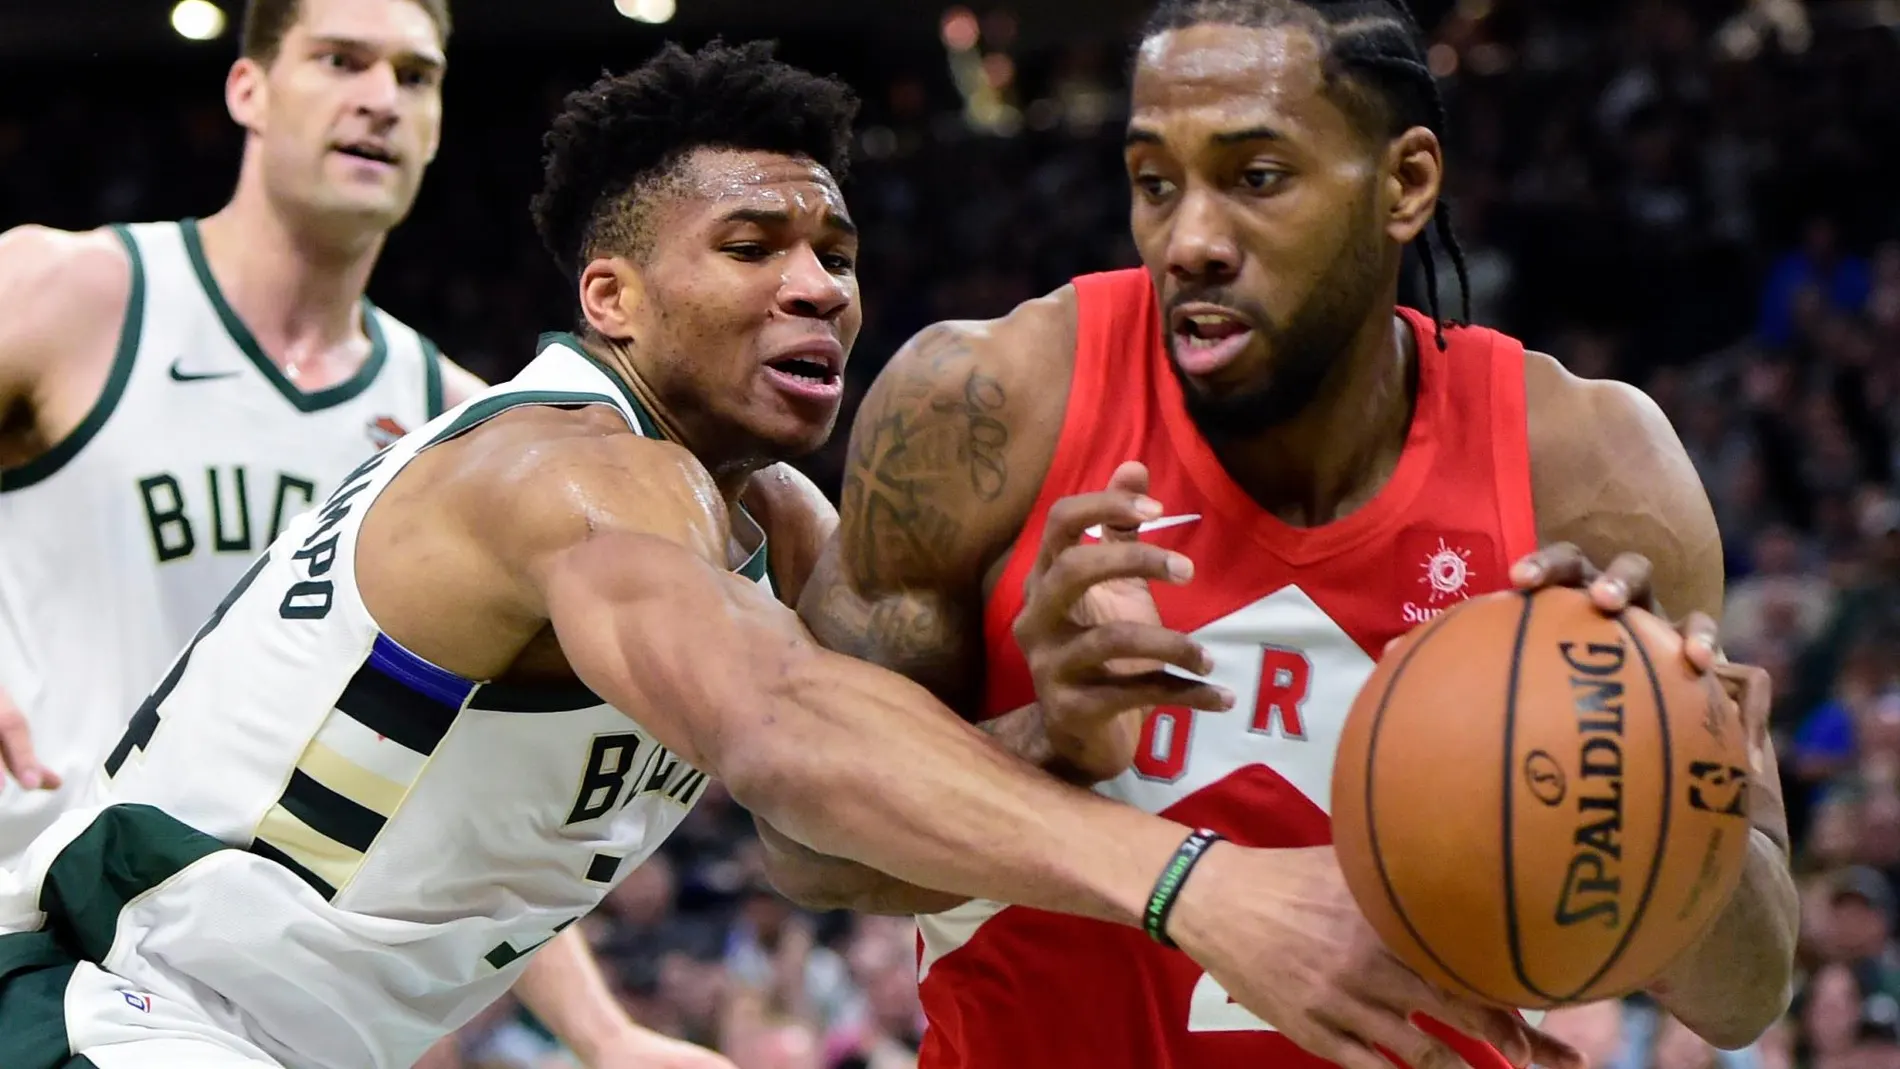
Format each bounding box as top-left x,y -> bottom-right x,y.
764,355 -> 839,386
334,142 -> 398,166
1170,306 -> 1256,377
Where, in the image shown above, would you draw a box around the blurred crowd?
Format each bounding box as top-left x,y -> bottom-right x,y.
7,0 -> 1900,1065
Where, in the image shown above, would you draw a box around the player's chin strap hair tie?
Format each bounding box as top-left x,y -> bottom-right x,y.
1145,827 -> 1227,948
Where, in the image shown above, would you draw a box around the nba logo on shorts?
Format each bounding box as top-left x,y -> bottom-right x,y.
122,991 -> 153,1013
1396,528 -> 1495,626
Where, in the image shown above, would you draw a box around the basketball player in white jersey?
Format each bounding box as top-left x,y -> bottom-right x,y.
0,39 -> 1553,1069
0,1 -> 726,1066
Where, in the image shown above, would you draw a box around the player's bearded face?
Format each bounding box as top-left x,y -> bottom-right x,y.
247,0 -> 445,232
627,151 -> 863,465
1165,187 -> 1386,442
1126,24 -> 1397,443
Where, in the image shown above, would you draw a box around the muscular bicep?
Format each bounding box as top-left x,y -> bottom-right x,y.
799,542 -> 978,705
542,530 -> 812,771
799,308 -> 1067,711
1531,362 -> 1726,623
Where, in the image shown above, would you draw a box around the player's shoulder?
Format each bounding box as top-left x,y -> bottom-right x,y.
0,224 -> 134,308
1522,349 -> 1700,538
0,225 -> 135,355
743,463 -> 837,603
1523,350 -> 1680,469
437,403 -> 724,541
878,284 -> 1079,400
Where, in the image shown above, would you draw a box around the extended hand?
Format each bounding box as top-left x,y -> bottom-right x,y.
0,687 -> 58,792
1169,844 -> 1587,1069
1013,461 -> 1233,781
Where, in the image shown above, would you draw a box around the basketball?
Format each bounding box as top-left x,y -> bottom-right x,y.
1331,586 -> 1755,1009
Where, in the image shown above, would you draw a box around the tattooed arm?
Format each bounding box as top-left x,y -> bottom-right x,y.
756,293 -> 1078,913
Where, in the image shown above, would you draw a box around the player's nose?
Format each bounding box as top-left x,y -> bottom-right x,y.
1164,189 -> 1240,285
350,61 -> 403,121
778,245 -> 852,321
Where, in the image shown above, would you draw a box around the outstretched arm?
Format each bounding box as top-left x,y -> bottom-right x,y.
539,516 -> 1191,926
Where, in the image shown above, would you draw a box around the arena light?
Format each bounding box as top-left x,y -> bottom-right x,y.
613,0 -> 675,23
171,0 -> 227,40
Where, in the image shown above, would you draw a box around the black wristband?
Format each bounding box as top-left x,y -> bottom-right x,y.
1144,827 -> 1225,949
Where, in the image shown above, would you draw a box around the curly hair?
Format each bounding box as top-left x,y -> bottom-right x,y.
530,39 -> 860,279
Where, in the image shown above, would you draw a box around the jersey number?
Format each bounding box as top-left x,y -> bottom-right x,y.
1134,645 -> 1313,782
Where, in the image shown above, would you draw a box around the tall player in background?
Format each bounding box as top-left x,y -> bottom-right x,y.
782,1 -> 1799,1067
0,1 -> 725,1065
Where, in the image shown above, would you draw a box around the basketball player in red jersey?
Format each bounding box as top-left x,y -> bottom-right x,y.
769,1 -> 1800,1068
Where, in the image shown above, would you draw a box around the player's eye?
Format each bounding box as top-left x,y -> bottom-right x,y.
1134,174 -> 1176,202
723,243 -> 770,262
1240,167 -> 1287,192
820,252 -> 856,274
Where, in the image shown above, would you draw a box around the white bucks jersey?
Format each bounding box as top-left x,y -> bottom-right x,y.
0,219 -> 441,863
0,336 -> 764,1069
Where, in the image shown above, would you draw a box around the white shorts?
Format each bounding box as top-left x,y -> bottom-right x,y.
0,936 -> 281,1068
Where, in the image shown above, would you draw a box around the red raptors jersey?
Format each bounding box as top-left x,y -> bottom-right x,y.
916,269 -> 1540,1068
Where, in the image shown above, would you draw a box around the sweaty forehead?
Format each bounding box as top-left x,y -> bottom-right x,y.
1130,24 -> 1333,136
676,150 -> 846,218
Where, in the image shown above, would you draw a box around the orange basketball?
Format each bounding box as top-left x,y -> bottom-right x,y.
1330,585 -> 1754,1009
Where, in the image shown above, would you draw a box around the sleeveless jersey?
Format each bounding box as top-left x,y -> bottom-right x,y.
0,218 -> 443,865
916,269 -> 1541,1069
0,334 -> 755,1069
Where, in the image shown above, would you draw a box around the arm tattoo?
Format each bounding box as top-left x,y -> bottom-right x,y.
821,326 -> 1016,704
933,370 -> 1010,503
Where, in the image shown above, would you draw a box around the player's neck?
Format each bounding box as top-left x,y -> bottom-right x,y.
582,336 -> 768,507
1207,311 -> 1418,528
195,188 -> 386,371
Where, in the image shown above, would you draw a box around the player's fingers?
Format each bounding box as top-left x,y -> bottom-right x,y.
1591,552 -> 1656,614
1677,610 -> 1720,672
1065,674 -> 1237,717
1328,1005 -> 1467,1069
1056,623 -> 1215,681
1522,1025 -> 1588,1069
0,706 -> 51,791
1508,543 -> 1595,591
1036,491 -> 1164,572
1303,1024 -> 1412,1069
1099,463 -> 1153,544
1103,461 -> 1151,499
1377,981 -> 1529,1069
1023,542 -> 1192,632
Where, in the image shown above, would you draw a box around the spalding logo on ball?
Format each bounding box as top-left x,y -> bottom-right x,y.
1330,585 -> 1752,1009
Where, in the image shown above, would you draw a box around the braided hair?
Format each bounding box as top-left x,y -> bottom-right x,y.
1140,0 -> 1471,346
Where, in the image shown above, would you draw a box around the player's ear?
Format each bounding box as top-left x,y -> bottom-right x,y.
1381,126 -> 1442,246
226,57 -> 268,135
578,257 -> 649,344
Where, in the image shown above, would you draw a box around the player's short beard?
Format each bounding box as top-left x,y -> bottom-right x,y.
1169,190 -> 1388,445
